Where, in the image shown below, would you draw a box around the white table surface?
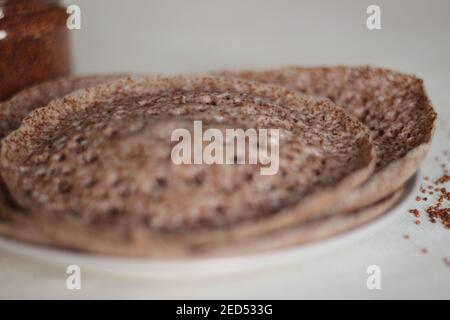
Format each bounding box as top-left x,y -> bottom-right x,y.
0,0 -> 449,299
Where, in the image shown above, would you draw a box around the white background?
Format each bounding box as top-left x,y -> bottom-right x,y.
0,0 -> 449,299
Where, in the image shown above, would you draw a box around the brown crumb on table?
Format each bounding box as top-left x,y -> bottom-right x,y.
403,234 -> 410,240
421,248 -> 428,254
412,164 -> 450,230
435,174 -> 450,185
409,209 -> 421,218
426,206 -> 450,228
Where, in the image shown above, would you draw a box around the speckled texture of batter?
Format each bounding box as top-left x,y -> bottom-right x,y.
1,76 -> 374,233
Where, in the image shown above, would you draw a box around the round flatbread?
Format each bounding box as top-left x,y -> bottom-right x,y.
0,76 -> 375,257
0,187 -> 403,257
219,66 -> 436,212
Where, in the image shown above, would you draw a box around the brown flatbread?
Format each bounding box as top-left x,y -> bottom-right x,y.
231,188 -> 403,255
0,187 -> 403,257
0,75 -> 125,230
0,75 -> 124,140
219,66 -> 436,212
0,76 -> 375,257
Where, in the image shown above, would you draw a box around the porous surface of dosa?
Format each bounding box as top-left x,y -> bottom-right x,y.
220,66 -> 436,211
0,75 -> 125,230
0,75 -> 123,140
0,76 -> 375,256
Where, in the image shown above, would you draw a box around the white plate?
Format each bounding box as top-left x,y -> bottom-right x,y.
0,173 -> 420,278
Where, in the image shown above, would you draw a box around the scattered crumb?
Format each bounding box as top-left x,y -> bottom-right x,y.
435,174 -> 450,184
409,209 -> 420,218
404,146 -> 450,266
426,206 -> 450,229
413,159 -> 450,230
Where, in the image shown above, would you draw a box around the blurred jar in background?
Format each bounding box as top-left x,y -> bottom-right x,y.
0,0 -> 71,101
